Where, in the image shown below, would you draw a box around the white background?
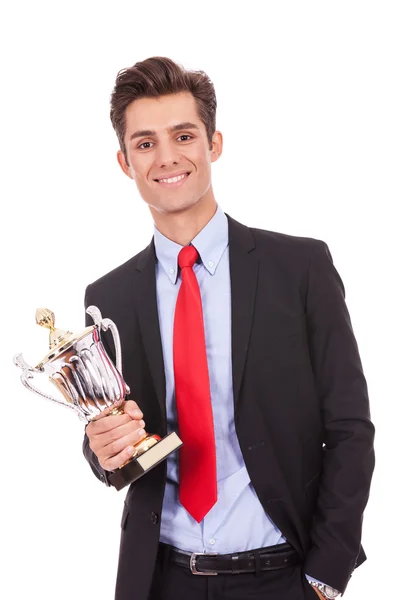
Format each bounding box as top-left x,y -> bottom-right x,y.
1,1 -> 399,598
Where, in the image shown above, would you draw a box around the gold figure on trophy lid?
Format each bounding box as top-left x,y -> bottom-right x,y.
35,308 -> 73,350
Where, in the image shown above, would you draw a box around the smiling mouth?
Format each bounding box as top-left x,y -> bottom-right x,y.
154,172 -> 191,184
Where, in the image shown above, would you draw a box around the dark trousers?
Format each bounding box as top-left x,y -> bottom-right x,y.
148,547 -> 317,600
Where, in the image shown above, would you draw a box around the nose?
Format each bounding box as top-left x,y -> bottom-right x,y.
154,137 -> 180,168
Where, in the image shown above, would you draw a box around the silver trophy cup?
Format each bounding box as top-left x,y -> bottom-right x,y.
14,306 -> 182,490
14,306 -> 130,422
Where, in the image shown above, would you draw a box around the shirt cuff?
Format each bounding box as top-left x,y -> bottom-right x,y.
305,574 -> 327,586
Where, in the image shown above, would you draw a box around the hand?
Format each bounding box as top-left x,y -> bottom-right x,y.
86,400 -> 147,471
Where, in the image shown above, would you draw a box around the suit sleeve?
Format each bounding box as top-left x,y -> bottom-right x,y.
303,241 -> 375,593
81,283 -> 112,487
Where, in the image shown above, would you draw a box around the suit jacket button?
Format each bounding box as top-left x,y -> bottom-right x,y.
151,512 -> 159,524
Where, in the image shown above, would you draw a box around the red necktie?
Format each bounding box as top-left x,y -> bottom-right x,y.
173,244 -> 217,522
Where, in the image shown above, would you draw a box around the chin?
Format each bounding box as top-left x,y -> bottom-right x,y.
149,196 -> 201,215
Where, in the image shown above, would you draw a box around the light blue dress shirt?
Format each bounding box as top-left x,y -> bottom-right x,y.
154,205 -> 286,554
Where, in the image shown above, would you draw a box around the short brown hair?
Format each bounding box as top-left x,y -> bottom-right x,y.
110,56 -> 217,162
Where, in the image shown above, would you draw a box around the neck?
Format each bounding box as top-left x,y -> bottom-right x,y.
150,194 -> 218,246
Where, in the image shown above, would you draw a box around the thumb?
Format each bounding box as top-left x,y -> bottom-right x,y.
124,400 -> 143,420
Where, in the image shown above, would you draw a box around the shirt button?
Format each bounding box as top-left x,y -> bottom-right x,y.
209,538 -> 216,545
169,268 -> 175,274
208,261 -> 214,267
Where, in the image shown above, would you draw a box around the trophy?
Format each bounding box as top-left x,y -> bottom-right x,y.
14,306 -> 182,490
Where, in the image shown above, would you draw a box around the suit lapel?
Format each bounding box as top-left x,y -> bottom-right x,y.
134,239 -> 166,420
226,214 -> 259,409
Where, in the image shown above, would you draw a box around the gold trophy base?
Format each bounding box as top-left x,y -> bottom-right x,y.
120,433 -> 161,467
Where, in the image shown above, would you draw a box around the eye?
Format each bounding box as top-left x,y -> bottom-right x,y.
177,134 -> 192,142
137,141 -> 154,149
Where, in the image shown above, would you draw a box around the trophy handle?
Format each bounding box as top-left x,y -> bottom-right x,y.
13,353 -> 85,419
86,305 -> 130,394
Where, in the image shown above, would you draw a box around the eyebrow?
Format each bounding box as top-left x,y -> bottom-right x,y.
129,121 -> 200,142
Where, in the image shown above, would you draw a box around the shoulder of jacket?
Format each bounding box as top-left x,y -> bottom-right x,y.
85,246 -> 148,294
249,225 -> 325,249
248,225 -> 329,260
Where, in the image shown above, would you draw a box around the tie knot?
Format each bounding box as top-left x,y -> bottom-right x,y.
178,245 -> 199,269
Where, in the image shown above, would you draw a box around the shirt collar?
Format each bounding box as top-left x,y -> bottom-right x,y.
153,205 -> 229,284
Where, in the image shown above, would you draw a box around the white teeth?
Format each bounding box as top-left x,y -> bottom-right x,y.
158,173 -> 187,184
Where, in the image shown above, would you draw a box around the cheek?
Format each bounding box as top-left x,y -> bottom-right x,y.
197,158 -> 211,179
130,164 -> 152,186
128,151 -> 151,174
192,152 -> 209,173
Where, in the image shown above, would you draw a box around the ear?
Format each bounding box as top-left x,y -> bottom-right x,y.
117,150 -> 135,179
210,131 -> 223,163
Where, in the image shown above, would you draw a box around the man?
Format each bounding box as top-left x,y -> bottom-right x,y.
83,56 -> 375,600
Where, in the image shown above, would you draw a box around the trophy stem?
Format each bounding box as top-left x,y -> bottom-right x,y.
109,407 -> 124,416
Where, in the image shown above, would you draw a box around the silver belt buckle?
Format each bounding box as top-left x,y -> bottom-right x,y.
190,552 -> 218,575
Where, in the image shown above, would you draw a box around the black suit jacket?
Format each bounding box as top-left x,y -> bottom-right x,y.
83,214 -> 375,600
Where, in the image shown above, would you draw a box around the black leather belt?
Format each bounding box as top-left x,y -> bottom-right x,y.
158,542 -> 300,575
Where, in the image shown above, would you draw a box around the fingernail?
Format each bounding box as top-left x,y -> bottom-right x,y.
127,446 -> 134,454
139,420 -> 145,427
137,428 -> 145,437
133,409 -> 142,416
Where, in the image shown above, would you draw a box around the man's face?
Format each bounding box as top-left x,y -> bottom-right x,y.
117,92 -> 222,215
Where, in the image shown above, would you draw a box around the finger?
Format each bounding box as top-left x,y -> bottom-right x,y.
100,418 -> 146,446
87,412 -> 131,436
102,427 -> 147,459
102,444 -> 139,472
90,419 -> 146,459
124,400 -> 143,420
